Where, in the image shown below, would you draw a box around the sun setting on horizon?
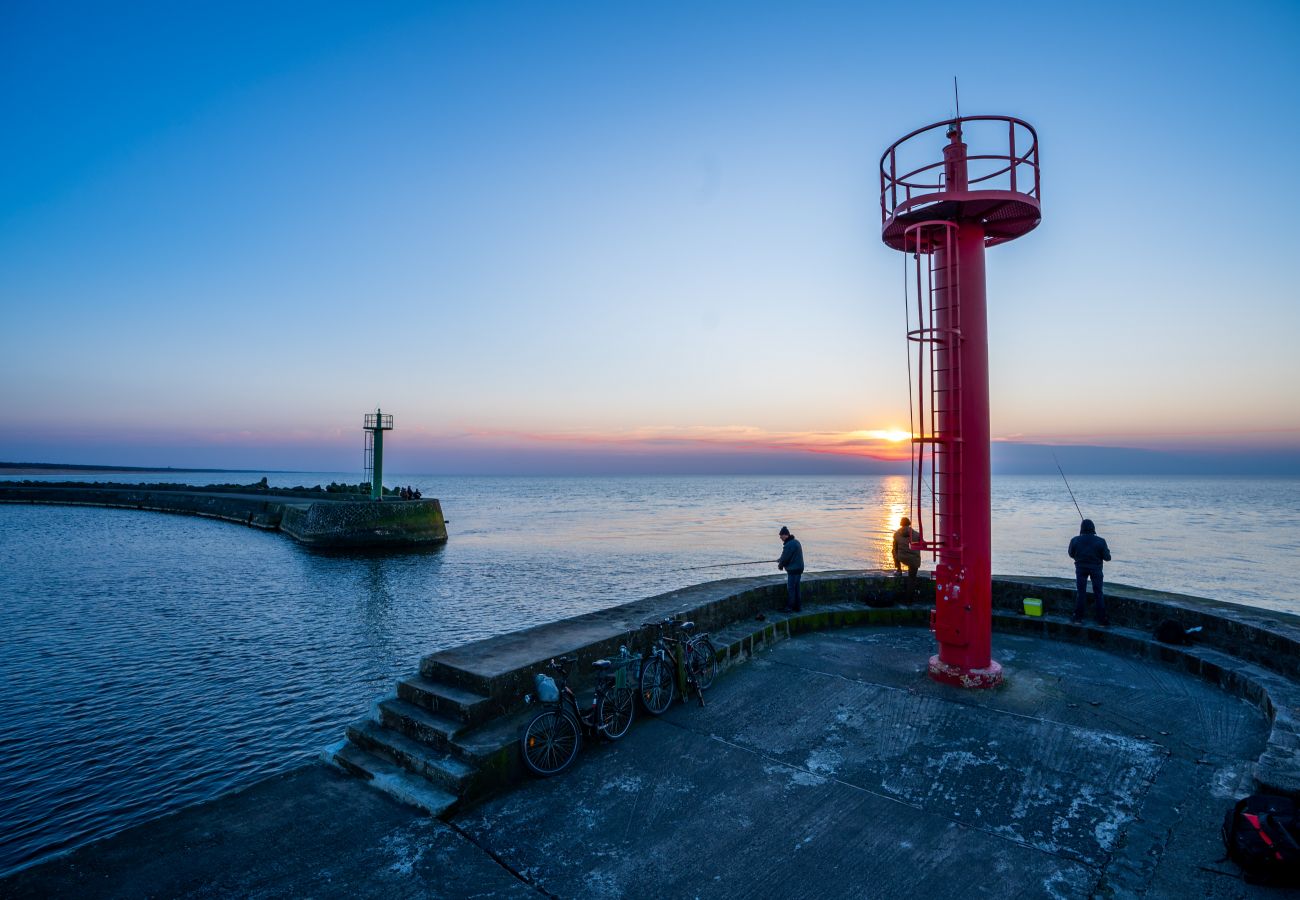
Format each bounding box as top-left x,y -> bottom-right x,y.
860,429 -> 913,444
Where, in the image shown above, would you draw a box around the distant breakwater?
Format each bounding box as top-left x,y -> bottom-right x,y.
0,482 -> 447,550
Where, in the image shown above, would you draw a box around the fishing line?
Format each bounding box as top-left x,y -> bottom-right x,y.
1051,450 -> 1085,520
681,559 -> 777,571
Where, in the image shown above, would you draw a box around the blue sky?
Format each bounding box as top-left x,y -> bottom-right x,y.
2,1 -> 1298,474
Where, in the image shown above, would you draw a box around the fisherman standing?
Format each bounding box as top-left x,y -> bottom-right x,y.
1068,519 -> 1112,626
777,526 -> 804,613
892,516 -> 922,600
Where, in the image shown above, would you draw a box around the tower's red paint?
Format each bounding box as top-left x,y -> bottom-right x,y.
880,116 -> 1041,688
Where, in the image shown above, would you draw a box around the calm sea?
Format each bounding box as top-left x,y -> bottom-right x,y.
1,473 -> 1297,875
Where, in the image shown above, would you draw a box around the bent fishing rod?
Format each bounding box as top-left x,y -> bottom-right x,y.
1051,450 -> 1085,520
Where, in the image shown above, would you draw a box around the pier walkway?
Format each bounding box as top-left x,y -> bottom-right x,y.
0,482 -> 447,549
5,593 -> 1292,898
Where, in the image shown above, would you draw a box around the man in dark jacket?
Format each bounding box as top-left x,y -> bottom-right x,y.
1068,519 -> 1112,626
777,526 -> 804,613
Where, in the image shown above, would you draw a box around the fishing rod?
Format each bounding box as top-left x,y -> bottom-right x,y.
681,559 -> 777,571
1051,450 -> 1085,520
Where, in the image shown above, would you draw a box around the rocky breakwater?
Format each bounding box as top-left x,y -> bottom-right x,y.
0,481 -> 448,550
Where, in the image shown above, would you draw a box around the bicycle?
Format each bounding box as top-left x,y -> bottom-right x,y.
637,618 -> 719,714
520,652 -> 638,777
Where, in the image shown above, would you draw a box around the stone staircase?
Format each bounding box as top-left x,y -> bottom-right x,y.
325,671 -> 530,816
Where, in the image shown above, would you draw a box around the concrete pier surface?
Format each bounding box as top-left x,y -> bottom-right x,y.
3,619 -> 1284,898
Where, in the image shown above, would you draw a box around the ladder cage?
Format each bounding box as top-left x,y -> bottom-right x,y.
903,220 -> 962,567
364,431 -> 375,488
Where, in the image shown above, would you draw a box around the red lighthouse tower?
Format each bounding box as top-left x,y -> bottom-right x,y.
880,116 -> 1041,688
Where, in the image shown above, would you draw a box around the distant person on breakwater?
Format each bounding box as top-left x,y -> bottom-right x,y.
777,526 -> 804,613
1069,519 -> 1112,626
892,517 -> 922,601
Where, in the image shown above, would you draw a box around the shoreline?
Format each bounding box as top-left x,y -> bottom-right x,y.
0,463 -> 285,475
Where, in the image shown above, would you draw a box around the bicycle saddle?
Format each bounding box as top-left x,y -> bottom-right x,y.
679,621 -> 696,632
591,659 -> 612,670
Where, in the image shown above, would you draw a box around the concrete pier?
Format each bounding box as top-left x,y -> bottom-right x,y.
323,572 -> 1300,815
4,573 -> 1298,897
0,482 -> 448,549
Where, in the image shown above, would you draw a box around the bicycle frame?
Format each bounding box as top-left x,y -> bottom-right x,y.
639,618 -> 709,704
527,657 -> 624,737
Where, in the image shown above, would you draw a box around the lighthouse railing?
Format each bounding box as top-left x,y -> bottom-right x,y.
880,115 -> 1040,222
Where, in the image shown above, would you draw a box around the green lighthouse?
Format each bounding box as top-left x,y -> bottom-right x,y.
363,408 -> 394,501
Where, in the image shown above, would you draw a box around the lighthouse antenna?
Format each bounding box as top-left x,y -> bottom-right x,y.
953,77 -> 960,119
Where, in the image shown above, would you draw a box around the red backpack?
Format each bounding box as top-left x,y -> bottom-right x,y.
1222,794 -> 1300,884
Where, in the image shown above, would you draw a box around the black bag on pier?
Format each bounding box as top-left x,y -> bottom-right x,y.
1222,794 -> 1300,884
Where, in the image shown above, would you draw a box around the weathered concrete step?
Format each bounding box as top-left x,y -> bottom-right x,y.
397,675 -> 494,726
322,740 -> 457,816
377,697 -> 465,756
443,708 -> 541,799
346,719 -> 475,796
454,707 -> 532,763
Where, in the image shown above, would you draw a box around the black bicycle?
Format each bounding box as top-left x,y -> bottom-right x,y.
520,653 -> 638,777
638,618 -> 718,714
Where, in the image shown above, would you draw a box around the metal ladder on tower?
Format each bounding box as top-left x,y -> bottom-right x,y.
364,430 -> 375,487
904,220 -> 962,569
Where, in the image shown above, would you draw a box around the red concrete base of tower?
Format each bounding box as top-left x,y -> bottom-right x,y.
928,655 -> 1004,689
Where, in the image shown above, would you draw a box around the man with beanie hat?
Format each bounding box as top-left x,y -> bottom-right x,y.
1068,519 -> 1112,626
777,526 -> 804,612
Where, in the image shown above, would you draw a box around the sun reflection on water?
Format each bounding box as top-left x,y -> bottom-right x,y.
877,475 -> 918,570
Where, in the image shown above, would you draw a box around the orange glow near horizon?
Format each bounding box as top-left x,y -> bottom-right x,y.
858,429 -> 913,444
435,424 -> 918,462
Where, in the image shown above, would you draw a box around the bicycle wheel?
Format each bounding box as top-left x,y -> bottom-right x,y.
597,686 -> 636,740
689,637 -> 718,690
639,656 -> 675,715
521,707 -> 581,776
